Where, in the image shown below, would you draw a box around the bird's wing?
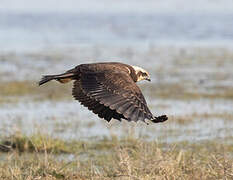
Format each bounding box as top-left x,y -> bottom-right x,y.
72,79 -> 125,122
77,70 -> 154,122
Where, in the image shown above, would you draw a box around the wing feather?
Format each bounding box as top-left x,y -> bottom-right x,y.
121,105 -> 135,119
72,80 -> 123,122
117,102 -> 132,114
73,67 -> 156,122
109,99 -> 129,110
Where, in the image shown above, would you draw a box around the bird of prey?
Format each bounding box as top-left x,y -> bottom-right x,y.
39,62 -> 168,124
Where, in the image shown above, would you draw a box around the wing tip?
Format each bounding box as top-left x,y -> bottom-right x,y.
150,115 -> 168,123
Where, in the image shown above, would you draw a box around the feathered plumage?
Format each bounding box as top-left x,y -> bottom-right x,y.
39,62 -> 168,123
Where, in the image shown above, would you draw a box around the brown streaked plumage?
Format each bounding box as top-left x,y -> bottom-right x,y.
39,62 -> 168,124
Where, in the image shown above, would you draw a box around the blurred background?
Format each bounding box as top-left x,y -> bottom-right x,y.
0,0 -> 233,143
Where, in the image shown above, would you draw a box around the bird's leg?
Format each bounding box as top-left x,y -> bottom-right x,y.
151,115 -> 168,123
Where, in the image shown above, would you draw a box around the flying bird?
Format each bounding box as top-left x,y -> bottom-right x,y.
39,62 -> 168,124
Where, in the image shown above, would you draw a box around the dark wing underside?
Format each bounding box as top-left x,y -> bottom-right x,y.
72,79 -> 125,121
72,69 -> 155,123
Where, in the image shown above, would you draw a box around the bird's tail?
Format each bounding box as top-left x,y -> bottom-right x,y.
38,72 -> 75,86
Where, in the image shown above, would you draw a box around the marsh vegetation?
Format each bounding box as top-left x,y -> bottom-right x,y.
0,46 -> 233,179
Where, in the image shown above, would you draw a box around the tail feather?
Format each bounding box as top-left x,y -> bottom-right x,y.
38,75 -> 56,86
38,72 -> 74,86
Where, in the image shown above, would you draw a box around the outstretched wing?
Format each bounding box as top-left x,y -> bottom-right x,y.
72,79 -> 125,122
73,69 -> 155,122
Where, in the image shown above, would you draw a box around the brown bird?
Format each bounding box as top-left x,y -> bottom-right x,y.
39,62 -> 168,124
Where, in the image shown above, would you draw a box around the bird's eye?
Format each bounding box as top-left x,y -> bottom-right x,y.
142,72 -> 147,76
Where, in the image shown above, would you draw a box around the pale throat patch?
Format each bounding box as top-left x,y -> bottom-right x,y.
132,65 -> 150,82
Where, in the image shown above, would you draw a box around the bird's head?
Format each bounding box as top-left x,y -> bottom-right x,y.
132,66 -> 151,82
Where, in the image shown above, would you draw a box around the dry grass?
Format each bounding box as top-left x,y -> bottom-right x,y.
170,112 -> 233,125
1,80 -> 233,105
143,83 -> 233,100
0,134 -> 233,179
1,47 -> 233,179
0,81 -> 72,103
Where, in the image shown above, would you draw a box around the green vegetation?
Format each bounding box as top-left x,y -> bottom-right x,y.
1,47 -> 233,179
0,133 -> 232,179
0,81 -> 72,103
1,80 -> 233,105
143,83 -> 233,100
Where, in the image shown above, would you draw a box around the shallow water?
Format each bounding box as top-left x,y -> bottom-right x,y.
0,1 -> 233,143
0,11 -> 233,51
1,45 -> 233,143
0,96 -> 232,143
